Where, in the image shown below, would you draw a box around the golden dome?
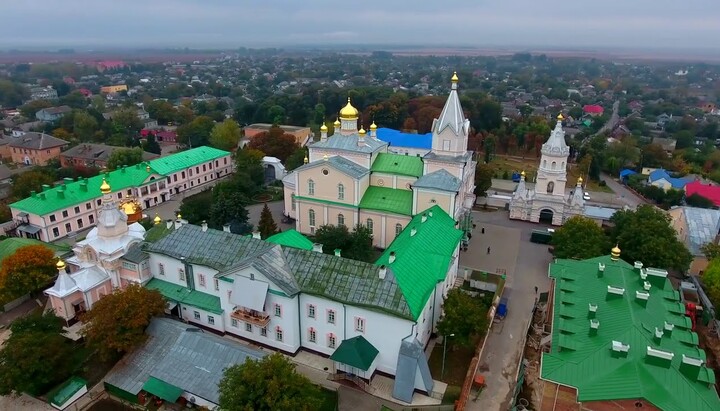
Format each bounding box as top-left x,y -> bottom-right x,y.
303,155 -> 309,164
176,213 -> 182,220
153,214 -> 162,225
358,126 -> 366,135
521,170 -> 526,177
557,113 -> 564,121
333,118 -> 341,127
451,71 -> 459,82
339,97 -> 359,119
323,154 -> 328,161
56,259 -> 66,270
100,178 -> 111,194
578,176 -> 583,184
611,244 -> 621,260
121,201 -> 137,215
320,123 -> 328,132
370,121 -> 377,130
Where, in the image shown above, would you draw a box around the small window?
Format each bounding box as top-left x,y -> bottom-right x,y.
366,218 -> 373,235
337,213 -> 345,227
395,223 -> 402,237
179,268 -> 186,281
193,311 -> 200,320
260,327 -> 267,337
96,199 -> 101,206
355,317 -> 365,332
308,328 -> 316,343
85,202 -> 91,210
208,315 -> 215,325
159,263 -> 165,275
308,179 -> 315,195
89,214 -> 94,224
308,209 -> 316,227
65,223 -> 72,233
308,304 -> 316,318
52,227 -> 60,237
276,327 -> 283,342
74,206 -> 80,214
245,323 -> 252,332
199,274 -> 206,287
274,304 -> 282,317
231,318 -> 238,328
327,310 -> 336,324
62,210 -> 69,218
328,333 -> 336,349
214,278 -> 219,291
49,214 -> 56,222
338,183 -> 345,200
77,219 -> 84,229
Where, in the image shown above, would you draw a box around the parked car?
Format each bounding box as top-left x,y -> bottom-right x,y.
583,192 -> 591,200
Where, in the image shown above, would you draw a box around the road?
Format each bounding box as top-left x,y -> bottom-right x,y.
581,100 -> 619,146
597,172 -> 647,209
461,210 -> 554,411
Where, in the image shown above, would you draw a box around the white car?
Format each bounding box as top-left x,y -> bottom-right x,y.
583,192 -> 591,201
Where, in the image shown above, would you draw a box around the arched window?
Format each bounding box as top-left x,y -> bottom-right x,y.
543,160 -> 547,168
366,218 -> 374,235
308,209 -> 316,226
395,223 -> 403,237
547,181 -> 555,194
337,213 -> 345,227
338,183 -> 345,200
551,161 -> 557,170
308,179 -> 315,195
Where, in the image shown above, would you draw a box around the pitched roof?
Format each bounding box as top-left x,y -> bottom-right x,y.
149,146 -> 229,175
295,156 -> 369,179
434,82 -> 468,136
541,256 -> 720,411
0,237 -> 69,264
359,186 -> 413,216
412,169 -> 462,192
310,133 -> 387,153
371,153 -> 424,177
649,169 -> 692,189
38,105 -> 72,115
146,277 -> 222,314
393,338 -> 434,402
104,318 -> 265,404
376,205 -> 464,319
685,180 -> 720,206
583,104 -> 604,114
329,335 -> 379,371
8,132 -> 68,149
375,128 -> 432,149
673,206 -> 720,256
61,143 -> 158,163
266,229 -> 314,250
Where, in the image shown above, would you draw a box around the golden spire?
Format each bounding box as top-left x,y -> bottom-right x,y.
100,178 -> 111,194
451,71 -> 459,82
56,259 -> 66,270
358,126 -> 366,135
520,170 -> 526,177
320,122 -> 328,132
611,244 -> 621,261
370,121 -> 377,130
339,97 -> 359,119
153,214 -> 162,225
557,113 -> 564,121
333,117 -> 341,127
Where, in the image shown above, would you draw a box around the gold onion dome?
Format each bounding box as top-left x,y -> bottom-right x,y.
320,123 -> 328,132
557,113 -> 564,121
333,118 -> 341,127
520,170 -> 526,177
611,244 -> 621,260
359,126 -> 366,135
370,121 -> 377,130
153,214 -> 162,225
56,259 -> 66,270
451,71 -> 459,82
100,178 -> 111,194
176,213 -> 182,220
339,97 -> 359,119
303,155 -> 309,164
578,176 -> 584,184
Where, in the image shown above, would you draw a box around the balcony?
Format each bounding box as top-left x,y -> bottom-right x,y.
230,308 -> 270,327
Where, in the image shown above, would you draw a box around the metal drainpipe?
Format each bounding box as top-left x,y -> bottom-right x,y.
343,304 -> 347,340
403,322 -> 416,342
431,284 -> 438,333
297,295 -> 302,348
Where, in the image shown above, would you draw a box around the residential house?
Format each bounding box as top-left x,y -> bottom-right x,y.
29,86 -> 58,101
699,102 -> 717,113
647,169 -> 692,191
36,106 -> 72,122
540,249 -> 720,411
10,146 -> 233,242
651,137 -> 677,155
668,206 -> 720,275
685,180 -> 720,207
582,104 -> 604,117
100,85 -> 128,94
242,123 -> 312,148
8,131 -> 69,165
60,143 -> 159,169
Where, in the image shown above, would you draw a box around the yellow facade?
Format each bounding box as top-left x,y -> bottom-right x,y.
100,85 -> 128,94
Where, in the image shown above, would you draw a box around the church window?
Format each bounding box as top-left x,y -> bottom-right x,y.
158,263 -> 165,275
366,218 -> 374,235
543,160 -> 547,168
89,214 -> 94,224
395,223 -> 403,237
337,213 -> 345,227
322,169 -> 329,175
309,209 -> 316,226
377,178 -> 384,186
547,182 -> 555,194
291,194 -> 296,210
308,179 -> 315,195
443,140 -> 451,150
551,161 -> 557,170
179,268 -> 186,282
338,183 -> 345,200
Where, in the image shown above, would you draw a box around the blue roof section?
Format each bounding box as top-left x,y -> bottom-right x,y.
648,169 -> 692,189
619,169 -> 637,179
376,128 -> 433,149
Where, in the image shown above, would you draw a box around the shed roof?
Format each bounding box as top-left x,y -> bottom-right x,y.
359,186 -> 413,216
145,277 -> 222,314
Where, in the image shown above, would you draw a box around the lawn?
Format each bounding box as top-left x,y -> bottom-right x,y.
427,340 -> 476,386
318,388 -> 338,411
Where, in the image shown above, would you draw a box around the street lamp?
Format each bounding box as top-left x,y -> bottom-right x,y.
441,333 -> 455,380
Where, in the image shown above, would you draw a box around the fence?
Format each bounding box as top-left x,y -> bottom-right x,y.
507,306 -> 537,410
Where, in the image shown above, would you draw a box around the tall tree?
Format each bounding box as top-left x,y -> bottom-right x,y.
80,284 -> 166,360
177,115 -> 214,148
474,163 -> 493,198
284,148 -> 307,172
10,170 -> 55,199
702,259 -> 720,309
551,216 -> 609,259
20,100 -> 52,118
0,312 -> 75,396
0,245 -> 57,300
702,243 -> 720,261
111,108 -> 143,137
106,147 -> 145,170
234,148 -> 266,193
209,119 -> 241,151
247,126 -> 300,163
209,190 -> 252,235
610,205 -> 693,271
257,203 -> 279,239
437,289 -> 489,347
146,100 -> 177,125
143,134 -> 162,155
313,224 -> 374,262
219,353 -> 322,411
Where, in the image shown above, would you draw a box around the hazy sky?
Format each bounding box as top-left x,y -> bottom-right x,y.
2,0 -> 719,51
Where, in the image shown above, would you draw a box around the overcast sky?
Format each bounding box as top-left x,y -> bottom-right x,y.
2,0 -> 719,52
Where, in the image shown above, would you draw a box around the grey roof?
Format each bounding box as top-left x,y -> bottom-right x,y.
583,206 -> 617,220
413,169 -> 462,192
294,155 -> 369,179
9,132 -> 68,150
680,207 -> 720,255
423,151 -> 472,163
433,84 -> 468,136
310,133 -> 387,153
122,242 -> 148,264
38,105 -> 71,115
61,143 -> 158,163
223,245 -> 301,296
0,164 -> 12,181
104,318 -> 265,404
392,338 -> 434,403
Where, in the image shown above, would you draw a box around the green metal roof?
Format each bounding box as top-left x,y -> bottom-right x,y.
10,146 -> 231,216
49,376 -> 87,407
359,186 -> 413,216
266,229 -> 314,250
142,377 -> 183,403
145,278 -> 222,314
376,205 -> 464,319
330,335 -> 380,371
149,146 -> 229,175
541,256 -> 720,411
371,153 -> 423,177
0,237 -> 70,263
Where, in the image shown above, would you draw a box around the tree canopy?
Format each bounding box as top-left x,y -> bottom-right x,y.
177,115 -> 215,148
209,119 -> 241,151
247,126 -> 301,163
106,147 -> 145,170
234,147 -> 266,194
436,288 -> 489,347
610,205 -> 693,271
474,163 -> 494,196
701,258 -> 720,309
218,353 -> 322,411
313,224 -> 374,262
209,189 -> 252,235
0,244 -> 57,300
551,216 -> 609,260
686,193 -> 715,209
80,284 -> 166,360
10,169 -> 56,199
258,203 -> 279,239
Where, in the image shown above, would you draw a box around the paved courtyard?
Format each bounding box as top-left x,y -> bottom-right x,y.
461,210 -> 554,411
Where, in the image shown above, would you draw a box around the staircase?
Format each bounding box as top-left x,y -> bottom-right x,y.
453,277 -> 465,289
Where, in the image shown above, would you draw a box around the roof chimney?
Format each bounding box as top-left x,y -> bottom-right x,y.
607,285 -> 625,299
410,228 -> 417,236
334,249 -> 341,257
389,251 -> 396,264
634,261 -> 644,274
252,231 -> 261,239
174,218 -> 182,230
589,319 -> 600,336
636,290 -> 650,307
611,340 -> 630,358
42,184 -> 50,191
312,243 -> 323,253
30,190 -> 37,198
598,263 -> 605,278
223,224 -> 231,233
57,190 -> 64,199
653,327 -> 664,344
166,219 -> 173,229
646,346 -> 674,368
588,303 -> 598,319
421,213 -> 428,223
680,355 -> 705,381
379,265 -> 387,280
664,321 -> 674,336
201,220 -> 208,232
39,192 -> 46,200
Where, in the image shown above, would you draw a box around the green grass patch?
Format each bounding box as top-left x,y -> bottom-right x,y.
318,387 -> 338,411
427,341 -> 476,386
442,385 -> 462,405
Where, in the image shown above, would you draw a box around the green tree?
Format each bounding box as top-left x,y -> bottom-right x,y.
143,134 -> 162,155
177,115 -> 215,148
284,148 -> 307,172
686,193 -> 715,209
59,91 -> 88,109
701,259 -> 720,309
10,170 -> 55,199
0,312 -> 75,396
179,190 -> 213,224
219,353 -> 322,411
146,100 -> 177,125
209,190 -> 252,234
20,99 -> 52,118
106,147 -> 145,170
0,245 -> 57,300
257,203 -> 279,239
701,243 -> 720,261
551,216 -> 609,259
234,148 -> 266,193
247,126 -> 301,163
474,163 -> 494,196
111,108 -> 143,137
209,119 -> 241,151
80,284 -> 165,360
313,224 -> 374,262
436,289 -> 489,347
610,205 -> 693,271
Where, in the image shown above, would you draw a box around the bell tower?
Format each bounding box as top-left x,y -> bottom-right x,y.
430,72 -> 470,155
536,114 -> 570,197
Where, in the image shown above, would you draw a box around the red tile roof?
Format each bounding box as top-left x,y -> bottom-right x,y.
685,180 -> 720,206
583,105 -> 604,114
